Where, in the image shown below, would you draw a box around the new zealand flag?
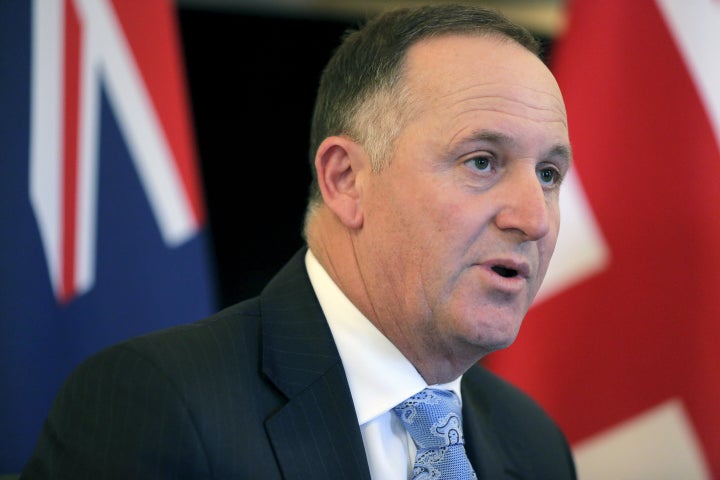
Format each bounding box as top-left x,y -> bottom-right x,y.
0,0 -> 217,473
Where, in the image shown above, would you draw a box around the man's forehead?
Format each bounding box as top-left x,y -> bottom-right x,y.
404,34 -> 552,95
403,35 -> 565,118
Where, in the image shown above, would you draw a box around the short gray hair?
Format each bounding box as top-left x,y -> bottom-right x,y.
303,4 -> 541,232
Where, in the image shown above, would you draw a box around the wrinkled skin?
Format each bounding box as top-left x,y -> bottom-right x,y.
308,34 -> 571,385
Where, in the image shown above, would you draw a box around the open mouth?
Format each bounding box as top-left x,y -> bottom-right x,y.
491,266 -> 519,278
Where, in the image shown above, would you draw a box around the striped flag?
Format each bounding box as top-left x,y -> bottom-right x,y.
485,0 -> 720,477
0,0 -> 217,473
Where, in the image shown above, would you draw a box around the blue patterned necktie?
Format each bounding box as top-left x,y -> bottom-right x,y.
393,388 -> 477,480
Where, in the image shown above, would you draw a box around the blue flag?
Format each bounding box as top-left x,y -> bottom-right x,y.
0,0 -> 217,472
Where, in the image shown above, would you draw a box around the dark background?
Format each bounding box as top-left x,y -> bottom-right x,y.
178,8 -> 353,307
177,7 -> 552,309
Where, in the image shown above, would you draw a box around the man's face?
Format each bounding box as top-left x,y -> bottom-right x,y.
356,34 -> 571,361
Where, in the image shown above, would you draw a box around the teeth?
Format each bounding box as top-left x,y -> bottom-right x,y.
492,266 -> 517,278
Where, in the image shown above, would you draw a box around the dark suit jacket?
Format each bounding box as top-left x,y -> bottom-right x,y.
21,248 -> 576,479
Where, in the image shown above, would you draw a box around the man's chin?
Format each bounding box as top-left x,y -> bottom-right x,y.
472,326 -> 521,356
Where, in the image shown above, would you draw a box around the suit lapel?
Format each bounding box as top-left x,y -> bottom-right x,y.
462,371 -> 525,479
260,249 -> 371,480
265,364 -> 370,480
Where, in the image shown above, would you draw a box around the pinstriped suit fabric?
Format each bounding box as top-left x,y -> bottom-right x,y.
22,249 -> 370,479
21,248 -> 575,479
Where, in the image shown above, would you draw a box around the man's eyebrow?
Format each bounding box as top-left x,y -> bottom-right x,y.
468,129 -> 511,145
464,130 -> 573,164
546,144 -> 573,167
444,129 -> 513,155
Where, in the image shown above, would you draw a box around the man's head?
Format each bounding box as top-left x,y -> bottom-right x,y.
305,4 -> 541,218
305,4 -> 570,383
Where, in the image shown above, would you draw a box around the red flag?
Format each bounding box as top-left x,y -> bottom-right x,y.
485,0 -> 720,477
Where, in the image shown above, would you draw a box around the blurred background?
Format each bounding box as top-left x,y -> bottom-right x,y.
2,0 -> 718,478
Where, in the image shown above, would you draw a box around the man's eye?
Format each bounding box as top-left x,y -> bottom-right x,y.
537,167 -> 561,186
469,155 -> 492,172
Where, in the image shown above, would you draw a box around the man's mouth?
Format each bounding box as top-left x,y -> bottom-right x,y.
491,265 -> 519,278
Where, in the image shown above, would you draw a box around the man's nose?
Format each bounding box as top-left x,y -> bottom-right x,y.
493,168 -> 551,241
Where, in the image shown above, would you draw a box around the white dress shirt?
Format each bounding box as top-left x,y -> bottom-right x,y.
305,250 -> 462,480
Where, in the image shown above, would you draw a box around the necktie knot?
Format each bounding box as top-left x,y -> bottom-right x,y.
394,388 -> 477,480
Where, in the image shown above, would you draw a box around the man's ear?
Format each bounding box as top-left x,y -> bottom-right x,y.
314,136 -> 367,229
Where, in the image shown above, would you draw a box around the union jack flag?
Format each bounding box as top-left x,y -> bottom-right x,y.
0,0 -> 217,473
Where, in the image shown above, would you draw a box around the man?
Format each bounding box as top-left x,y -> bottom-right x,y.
22,4 -> 576,479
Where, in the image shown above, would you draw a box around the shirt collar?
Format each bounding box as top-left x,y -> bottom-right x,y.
305,249 -> 462,425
